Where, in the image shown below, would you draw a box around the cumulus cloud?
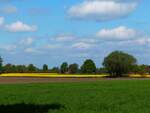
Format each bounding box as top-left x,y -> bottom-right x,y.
68,0 -> 139,21
55,34 -> 75,41
72,42 -> 93,49
96,26 -> 139,40
5,21 -> 37,32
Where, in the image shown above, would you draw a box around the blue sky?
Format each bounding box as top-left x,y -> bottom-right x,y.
0,0 -> 150,68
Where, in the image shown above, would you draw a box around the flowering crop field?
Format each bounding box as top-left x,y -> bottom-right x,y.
1,73 -> 150,78
1,73 -> 108,77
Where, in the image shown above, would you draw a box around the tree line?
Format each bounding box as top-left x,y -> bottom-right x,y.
0,51 -> 150,77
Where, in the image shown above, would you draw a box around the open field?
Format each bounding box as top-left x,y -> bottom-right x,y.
1,80 -> 150,113
1,76 -> 150,84
1,73 -> 150,84
1,73 -> 150,78
0,77 -> 112,84
1,73 -> 108,78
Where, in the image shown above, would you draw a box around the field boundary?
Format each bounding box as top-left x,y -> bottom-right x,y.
1,76 -> 150,84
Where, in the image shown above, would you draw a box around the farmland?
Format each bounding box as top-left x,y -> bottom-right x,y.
1,80 -> 150,113
0,73 -> 107,78
1,73 -> 150,78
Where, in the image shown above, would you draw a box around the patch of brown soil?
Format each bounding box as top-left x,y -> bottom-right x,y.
0,77 -> 149,84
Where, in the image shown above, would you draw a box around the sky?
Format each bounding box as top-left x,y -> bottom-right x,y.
0,0 -> 150,68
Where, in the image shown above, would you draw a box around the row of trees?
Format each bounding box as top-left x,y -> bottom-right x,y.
0,63 -> 60,73
0,59 -> 97,74
0,51 -> 150,77
60,59 -> 97,74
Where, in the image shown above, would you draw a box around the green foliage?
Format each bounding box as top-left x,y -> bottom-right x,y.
132,64 -> 150,75
138,65 -> 148,75
50,67 -> 60,73
132,64 -> 140,74
3,64 -> 39,73
43,64 -> 48,72
27,64 -> 38,73
96,67 -> 107,74
4,64 -> 34,73
81,59 -> 96,74
68,63 -> 79,74
2,51 -> 150,76
147,66 -> 150,74
60,62 -> 68,74
103,51 -> 137,77
0,56 -> 3,74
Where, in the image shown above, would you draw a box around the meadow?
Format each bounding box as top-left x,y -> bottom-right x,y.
1,80 -> 150,113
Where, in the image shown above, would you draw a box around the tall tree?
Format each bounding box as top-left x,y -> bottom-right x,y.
81,59 -> 96,74
43,64 -> 48,72
68,63 -> 79,74
27,64 -> 37,73
103,51 -> 137,77
60,62 -> 68,74
0,56 -> 3,74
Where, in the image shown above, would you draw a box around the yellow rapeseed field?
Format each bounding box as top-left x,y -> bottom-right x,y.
1,73 -> 108,77
1,73 -> 150,78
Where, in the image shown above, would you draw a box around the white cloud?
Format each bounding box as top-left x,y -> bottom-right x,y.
24,48 -> 36,53
55,34 -> 75,41
44,44 -> 61,49
80,38 -> 97,43
5,21 -> 37,32
0,5 -> 17,14
68,0 -> 138,21
20,37 -> 34,46
134,37 -> 150,45
96,26 -> 139,40
0,17 -> 4,26
0,45 -> 16,51
72,42 -> 93,49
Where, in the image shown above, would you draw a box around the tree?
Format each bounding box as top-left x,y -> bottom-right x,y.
147,66 -> 150,74
96,67 -> 107,74
103,51 -> 137,77
81,59 -> 96,74
132,64 -> 140,74
3,64 -> 14,73
50,67 -> 60,73
0,56 -> 3,74
138,65 -> 148,75
27,64 -> 37,73
68,63 -> 79,74
17,65 -> 28,73
60,62 -> 68,74
43,64 -> 48,72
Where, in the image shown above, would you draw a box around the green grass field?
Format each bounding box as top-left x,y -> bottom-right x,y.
1,80 -> 150,113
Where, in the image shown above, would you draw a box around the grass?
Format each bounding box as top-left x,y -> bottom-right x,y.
1,80 -> 150,113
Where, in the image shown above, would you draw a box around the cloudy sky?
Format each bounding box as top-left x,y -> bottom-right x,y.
0,0 -> 150,67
